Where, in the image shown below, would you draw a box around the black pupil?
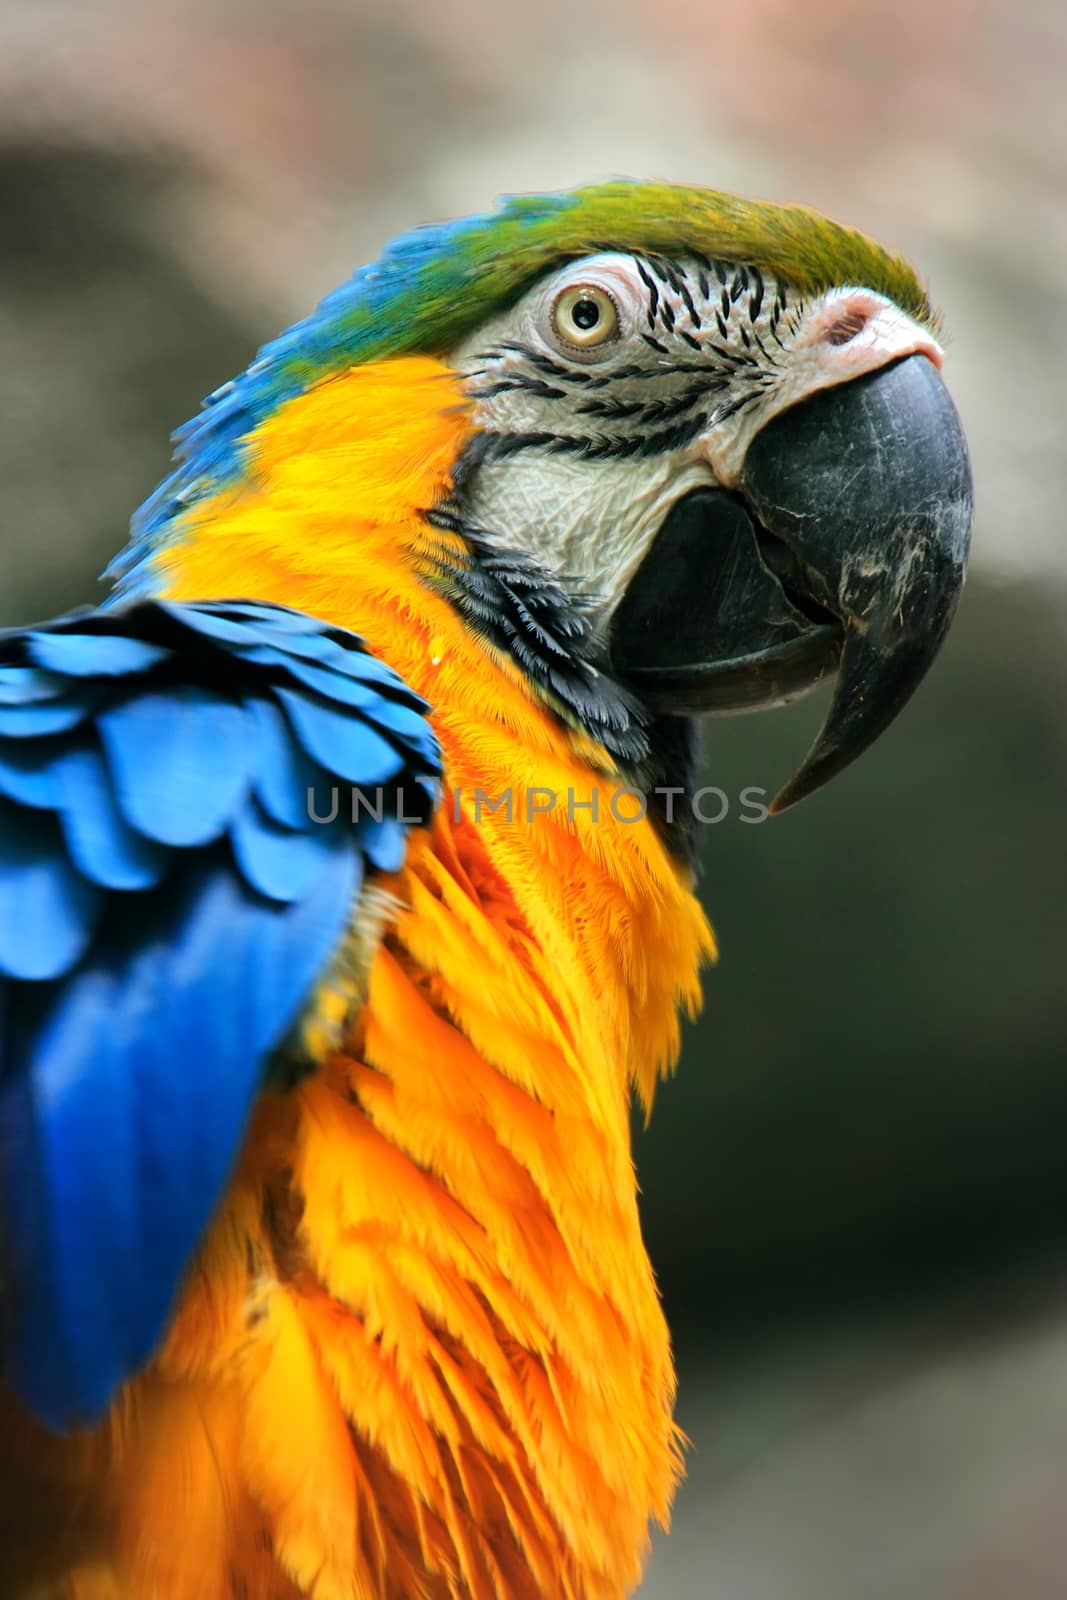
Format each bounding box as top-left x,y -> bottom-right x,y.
571,297 -> 601,331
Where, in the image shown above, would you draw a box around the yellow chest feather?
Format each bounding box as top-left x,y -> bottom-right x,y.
3,359 -> 712,1600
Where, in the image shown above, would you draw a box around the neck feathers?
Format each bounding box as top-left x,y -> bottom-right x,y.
15,354 -> 714,1598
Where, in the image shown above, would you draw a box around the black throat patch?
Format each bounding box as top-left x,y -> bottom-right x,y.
421,458 -> 700,858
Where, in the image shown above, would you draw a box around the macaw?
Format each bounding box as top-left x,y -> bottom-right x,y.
0,180 -> 972,1599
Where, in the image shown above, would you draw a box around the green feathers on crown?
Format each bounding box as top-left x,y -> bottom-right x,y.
117,179 -> 933,590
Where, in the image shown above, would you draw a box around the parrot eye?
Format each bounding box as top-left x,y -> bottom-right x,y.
551,284 -> 620,351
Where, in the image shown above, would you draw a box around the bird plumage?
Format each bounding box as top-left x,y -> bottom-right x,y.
0,181 -> 970,1599
2,353 -> 712,1598
113,180 -> 933,597
0,599 -> 439,1430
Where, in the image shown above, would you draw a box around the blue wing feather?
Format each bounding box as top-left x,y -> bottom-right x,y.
231,793 -> 345,902
55,743 -> 170,891
0,739 -> 63,809
361,815 -> 410,874
276,687 -> 405,786
98,686 -> 251,847
26,632 -> 172,679
175,600 -> 328,636
0,667 -> 68,705
0,598 -> 439,1431
0,802 -> 103,981
236,645 -> 381,707
245,693 -> 329,829
0,694 -> 97,739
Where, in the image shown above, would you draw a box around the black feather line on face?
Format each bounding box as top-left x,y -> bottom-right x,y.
634,258 -> 661,327
433,248 -> 806,854
483,341 -> 730,385
469,408 -> 710,463
576,379 -> 717,425
423,498 -> 648,764
420,485 -> 698,855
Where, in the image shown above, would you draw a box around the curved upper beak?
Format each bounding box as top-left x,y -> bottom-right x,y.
610,354 -> 973,812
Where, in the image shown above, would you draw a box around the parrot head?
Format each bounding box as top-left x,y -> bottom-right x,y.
123,180 -> 973,809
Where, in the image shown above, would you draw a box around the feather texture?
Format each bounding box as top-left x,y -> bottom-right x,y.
0,598 -> 439,1431
0,175 -> 931,1596
109,179 -> 933,597
45,359 -> 711,1600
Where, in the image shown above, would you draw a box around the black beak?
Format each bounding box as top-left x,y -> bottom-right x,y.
610,354 -> 973,811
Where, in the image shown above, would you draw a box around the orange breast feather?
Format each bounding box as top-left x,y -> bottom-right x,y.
2,359 -> 713,1600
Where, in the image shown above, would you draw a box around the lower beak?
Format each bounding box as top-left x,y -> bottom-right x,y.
610,354 -> 973,811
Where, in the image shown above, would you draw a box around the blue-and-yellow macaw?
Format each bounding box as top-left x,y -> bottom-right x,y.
0,181 -> 972,1599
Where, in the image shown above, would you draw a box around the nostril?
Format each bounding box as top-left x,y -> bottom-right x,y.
824,308 -> 870,346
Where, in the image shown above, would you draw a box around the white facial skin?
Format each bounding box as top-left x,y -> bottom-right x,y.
449,253 -> 942,625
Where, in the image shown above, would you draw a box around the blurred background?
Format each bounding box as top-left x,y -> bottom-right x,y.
2,1 -> 1065,1593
